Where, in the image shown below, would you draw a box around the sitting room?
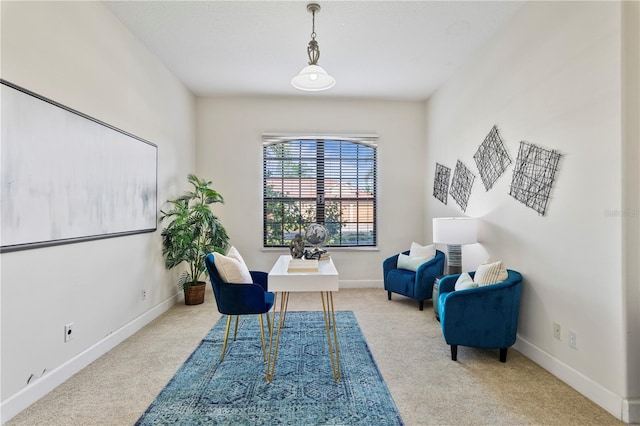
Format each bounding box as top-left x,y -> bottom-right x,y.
1,1 -> 638,424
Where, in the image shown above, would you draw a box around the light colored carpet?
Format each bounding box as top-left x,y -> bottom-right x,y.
7,287 -> 623,426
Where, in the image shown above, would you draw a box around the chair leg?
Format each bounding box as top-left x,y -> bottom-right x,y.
499,348 -> 508,363
233,315 -> 240,341
259,314 -> 267,362
451,345 -> 458,361
418,300 -> 424,311
221,315 -> 232,361
387,291 -> 392,300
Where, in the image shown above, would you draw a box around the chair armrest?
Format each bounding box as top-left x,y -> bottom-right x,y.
250,270 -> 268,291
436,274 -> 459,294
412,250 -> 445,300
382,251 -> 409,278
415,250 -> 445,281
218,282 -> 271,315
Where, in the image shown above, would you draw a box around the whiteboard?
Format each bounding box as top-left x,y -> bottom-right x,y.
1,80 -> 157,252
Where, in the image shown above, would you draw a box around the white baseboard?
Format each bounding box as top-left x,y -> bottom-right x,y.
623,398 -> 640,424
514,335 -> 632,423
0,293 -> 181,424
339,279 -> 383,289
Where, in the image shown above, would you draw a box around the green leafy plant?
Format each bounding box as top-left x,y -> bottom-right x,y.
160,174 -> 229,290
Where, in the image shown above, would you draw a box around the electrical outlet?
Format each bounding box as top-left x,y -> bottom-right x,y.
64,323 -> 74,343
569,330 -> 577,349
141,289 -> 147,300
553,322 -> 561,340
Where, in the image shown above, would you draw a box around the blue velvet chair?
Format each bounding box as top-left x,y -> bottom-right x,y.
438,269 -> 523,362
205,253 -> 275,361
383,250 -> 445,310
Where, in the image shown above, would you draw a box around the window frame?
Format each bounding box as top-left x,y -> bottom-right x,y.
262,133 -> 378,249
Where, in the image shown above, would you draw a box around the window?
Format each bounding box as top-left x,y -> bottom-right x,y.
263,134 -> 377,248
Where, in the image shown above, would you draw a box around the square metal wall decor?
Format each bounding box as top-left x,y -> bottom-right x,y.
474,125 -> 512,191
449,160 -> 475,213
433,162 -> 451,205
509,141 -> 561,216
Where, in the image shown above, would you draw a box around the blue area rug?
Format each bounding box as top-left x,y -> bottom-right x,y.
136,311 -> 404,425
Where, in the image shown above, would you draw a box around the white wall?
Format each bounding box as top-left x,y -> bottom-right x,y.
622,1 -> 640,421
196,97 -> 426,284
424,1 -> 637,421
0,2 -> 195,421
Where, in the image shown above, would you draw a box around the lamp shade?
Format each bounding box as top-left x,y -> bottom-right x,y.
291,64 -> 336,91
432,217 -> 478,245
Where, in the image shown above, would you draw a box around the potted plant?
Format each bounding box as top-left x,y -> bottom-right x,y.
160,174 -> 230,305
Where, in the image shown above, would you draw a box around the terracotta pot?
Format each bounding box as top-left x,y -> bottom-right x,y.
184,281 -> 206,305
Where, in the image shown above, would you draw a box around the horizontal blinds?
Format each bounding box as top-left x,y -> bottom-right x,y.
263,136 -> 377,247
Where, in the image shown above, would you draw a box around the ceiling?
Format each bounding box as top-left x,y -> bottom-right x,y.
104,1 -> 524,101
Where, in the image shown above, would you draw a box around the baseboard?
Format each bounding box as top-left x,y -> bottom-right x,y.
623,398 -> 640,423
339,279 -> 383,289
514,335 -> 628,422
0,292 -> 181,424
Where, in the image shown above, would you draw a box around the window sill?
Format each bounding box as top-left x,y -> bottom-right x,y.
262,246 -> 379,253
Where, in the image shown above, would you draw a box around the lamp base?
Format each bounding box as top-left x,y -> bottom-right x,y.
446,244 -> 462,275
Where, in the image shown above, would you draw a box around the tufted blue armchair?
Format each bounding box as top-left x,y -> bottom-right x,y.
383,250 -> 445,310
205,253 -> 274,361
438,269 -> 523,362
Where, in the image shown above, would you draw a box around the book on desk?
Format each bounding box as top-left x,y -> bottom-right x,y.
287,259 -> 319,273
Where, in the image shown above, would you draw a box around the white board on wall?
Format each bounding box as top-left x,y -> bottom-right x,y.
0,80 -> 157,252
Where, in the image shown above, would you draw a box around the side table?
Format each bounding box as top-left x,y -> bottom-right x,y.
432,276 -> 443,321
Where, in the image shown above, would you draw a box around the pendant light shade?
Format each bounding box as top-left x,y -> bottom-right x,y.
291,3 -> 335,92
291,64 -> 336,91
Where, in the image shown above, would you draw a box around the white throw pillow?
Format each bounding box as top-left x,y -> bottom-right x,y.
474,260 -> 508,286
409,242 -> 436,259
227,246 -> 248,269
397,253 -> 430,272
212,252 -> 252,284
455,272 -> 478,290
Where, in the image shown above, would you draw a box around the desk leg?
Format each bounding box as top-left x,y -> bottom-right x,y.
266,291 -> 289,382
321,291 -> 342,381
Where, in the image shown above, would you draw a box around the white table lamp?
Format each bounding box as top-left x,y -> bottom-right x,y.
433,217 -> 478,275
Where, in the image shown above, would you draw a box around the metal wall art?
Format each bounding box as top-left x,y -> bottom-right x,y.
449,160 -> 475,213
432,162 -> 451,205
473,125 -> 512,191
509,141 -> 561,216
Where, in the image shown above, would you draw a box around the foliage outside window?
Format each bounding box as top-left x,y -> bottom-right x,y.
263,136 -> 377,248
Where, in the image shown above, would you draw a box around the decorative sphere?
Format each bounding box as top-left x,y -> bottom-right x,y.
305,223 -> 328,246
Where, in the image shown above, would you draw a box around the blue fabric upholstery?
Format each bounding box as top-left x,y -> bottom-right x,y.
383,250 -> 445,310
438,269 -> 523,362
205,253 -> 274,316
205,253 -> 275,361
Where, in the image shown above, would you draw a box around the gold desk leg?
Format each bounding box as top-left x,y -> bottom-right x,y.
266,291 -> 289,382
281,292 -> 290,326
265,292 -> 278,381
321,291 -> 342,381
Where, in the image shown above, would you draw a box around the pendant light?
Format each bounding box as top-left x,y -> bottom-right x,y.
291,3 -> 336,92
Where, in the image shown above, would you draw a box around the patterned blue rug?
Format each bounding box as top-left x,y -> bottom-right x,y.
136,311 -> 403,425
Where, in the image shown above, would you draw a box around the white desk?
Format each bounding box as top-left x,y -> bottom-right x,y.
266,255 -> 341,382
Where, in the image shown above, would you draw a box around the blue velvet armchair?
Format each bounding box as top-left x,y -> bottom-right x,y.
383,250 -> 445,310
205,253 -> 275,361
438,269 -> 523,362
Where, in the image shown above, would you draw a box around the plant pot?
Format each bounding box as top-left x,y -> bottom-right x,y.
184,282 -> 206,305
